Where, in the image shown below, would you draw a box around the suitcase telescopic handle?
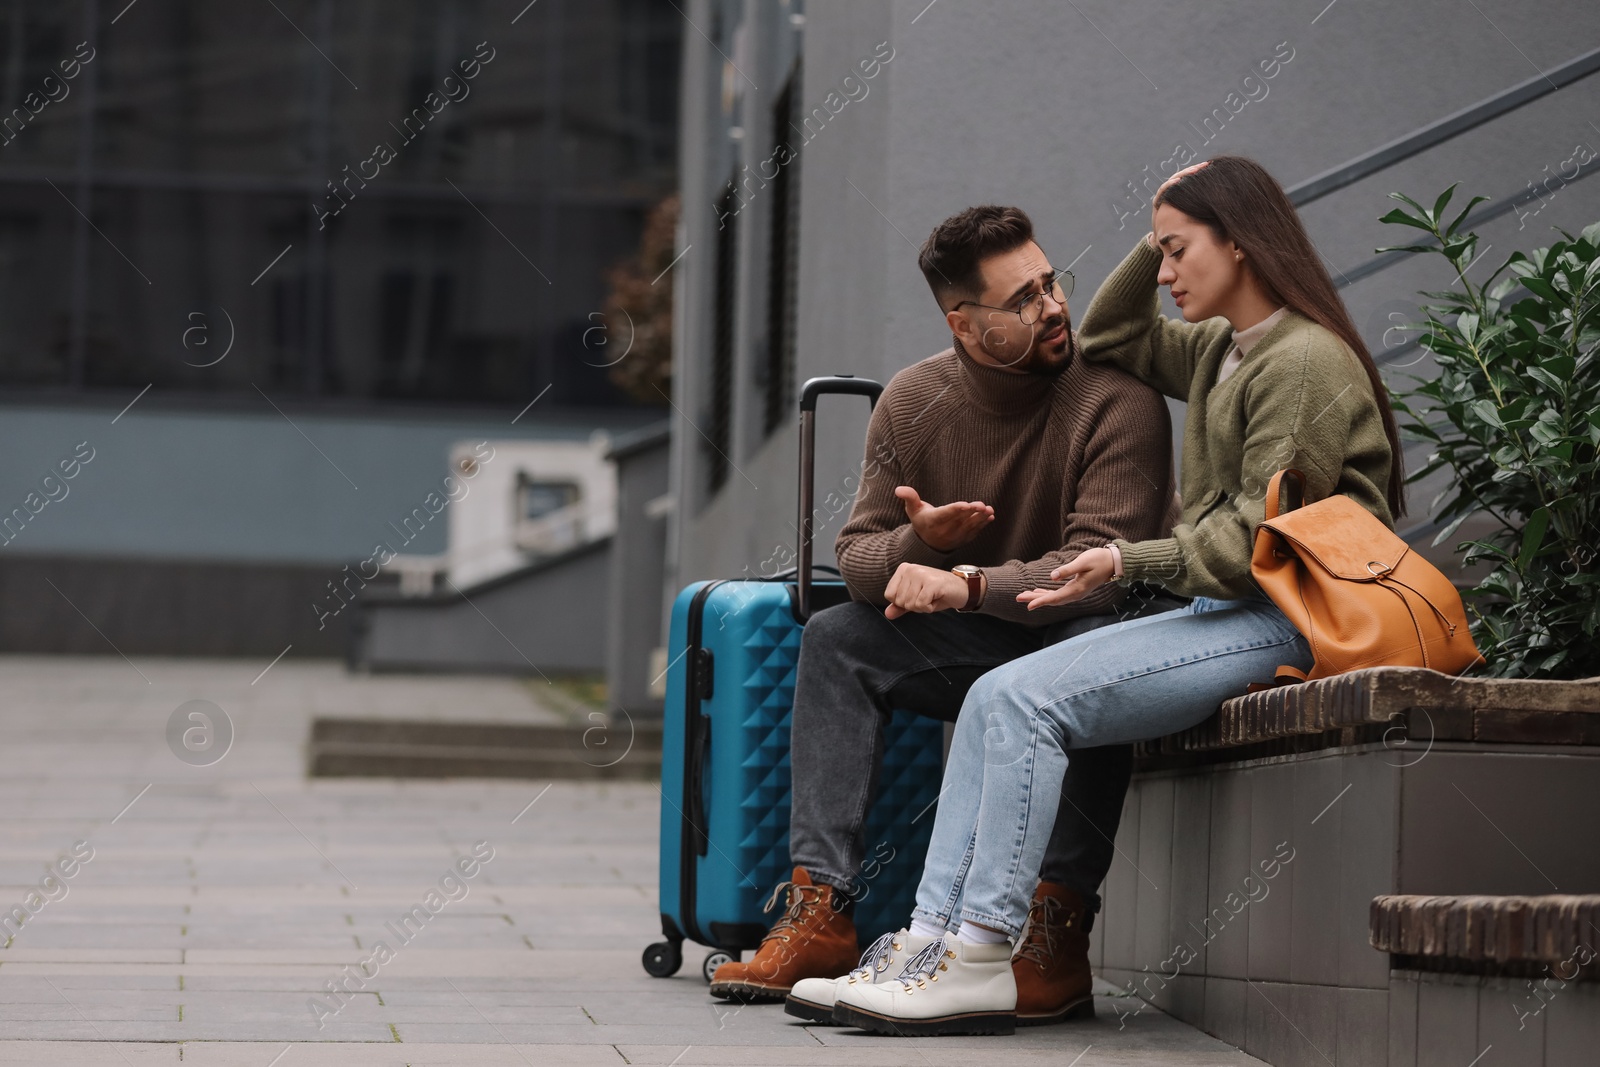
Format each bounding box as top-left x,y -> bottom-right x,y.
799,375 -> 882,411
797,375 -> 884,621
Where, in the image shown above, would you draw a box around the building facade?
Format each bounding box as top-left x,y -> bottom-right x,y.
0,0 -> 681,656
666,0 -> 1600,596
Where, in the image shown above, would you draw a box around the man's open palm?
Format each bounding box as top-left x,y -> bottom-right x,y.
896,486 -> 994,552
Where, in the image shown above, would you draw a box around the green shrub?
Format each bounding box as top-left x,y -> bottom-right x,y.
1380,187 -> 1599,679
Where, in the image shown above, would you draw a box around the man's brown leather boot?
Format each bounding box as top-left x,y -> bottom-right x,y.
708,867 -> 859,1002
1012,882 -> 1096,1024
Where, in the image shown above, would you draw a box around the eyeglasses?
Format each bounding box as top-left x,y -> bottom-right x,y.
951,268 -> 1074,326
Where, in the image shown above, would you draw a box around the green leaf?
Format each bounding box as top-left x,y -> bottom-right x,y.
1463,537 -> 1512,559
1378,208 -> 1434,233
1431,185 -> 1457,221
1470,399 -> 1505,428
1431,510 -> 1474,548
1536,650 -> 1570,674
1386,191 -> 1431,216
1444,195 -> 1491,237
1528,420 -> 1563,447
1521,276 -> 1562,302
1518,507 -> 1550,567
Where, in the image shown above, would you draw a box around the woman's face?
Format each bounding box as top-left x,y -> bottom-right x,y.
1152,202 -> 1245,322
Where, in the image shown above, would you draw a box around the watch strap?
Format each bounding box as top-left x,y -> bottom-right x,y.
955,567 -> 983,612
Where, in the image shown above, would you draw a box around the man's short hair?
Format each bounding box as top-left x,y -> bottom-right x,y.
917,205 -> 1035,310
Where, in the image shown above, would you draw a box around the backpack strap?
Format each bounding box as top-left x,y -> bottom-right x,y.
1263,468 -> 1306,521
1246,663 -> 1309,694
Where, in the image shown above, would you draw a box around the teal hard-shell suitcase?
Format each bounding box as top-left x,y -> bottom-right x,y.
643,377 -> 945,983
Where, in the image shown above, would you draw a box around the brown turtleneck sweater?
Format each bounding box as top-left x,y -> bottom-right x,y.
834,339 -> 1178,626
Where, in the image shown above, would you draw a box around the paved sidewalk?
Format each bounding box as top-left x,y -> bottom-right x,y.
0,656 -> 1265,1066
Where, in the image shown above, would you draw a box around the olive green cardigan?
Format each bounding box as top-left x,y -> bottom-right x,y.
1078,239 -> 1395,599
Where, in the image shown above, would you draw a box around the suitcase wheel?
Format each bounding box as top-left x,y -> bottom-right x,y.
702,949 -> 737,983
642,940 -> 683,978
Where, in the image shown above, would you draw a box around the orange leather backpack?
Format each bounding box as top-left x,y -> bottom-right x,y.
1250,469 -> 1484,684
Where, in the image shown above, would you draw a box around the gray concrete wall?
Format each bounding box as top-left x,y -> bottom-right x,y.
0,401 -> 657,565
606,426 -> 671,714
357,539 -> 612,675
1388,971 -> 1600,1067
0,551 -> 375,658
669,0 -> 1600,589
1093,742 -> 1600,1065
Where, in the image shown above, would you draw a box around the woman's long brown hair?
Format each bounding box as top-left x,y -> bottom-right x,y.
1156,156 -> 1406,518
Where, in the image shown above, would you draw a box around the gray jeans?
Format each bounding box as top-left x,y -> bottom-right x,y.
788,589 -> 1186,923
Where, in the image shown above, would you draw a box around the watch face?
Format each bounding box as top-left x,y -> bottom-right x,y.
954,565 -> 979,577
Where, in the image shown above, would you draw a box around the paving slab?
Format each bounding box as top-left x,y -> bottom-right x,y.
0,656 -> 1264,1065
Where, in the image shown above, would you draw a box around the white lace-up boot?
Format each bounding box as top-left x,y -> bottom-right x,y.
783,928 -> 941,1023
832,935 -> 1017,1036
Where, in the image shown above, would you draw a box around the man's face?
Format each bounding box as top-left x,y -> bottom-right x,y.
950,241 -> 1072,373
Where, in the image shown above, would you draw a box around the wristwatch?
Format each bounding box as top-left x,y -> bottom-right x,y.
952,565 -> 984,612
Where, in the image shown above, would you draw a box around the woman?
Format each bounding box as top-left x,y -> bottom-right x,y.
825,156 -> 1403,1035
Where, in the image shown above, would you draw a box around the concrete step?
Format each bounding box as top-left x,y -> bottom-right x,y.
1101,667 -> 1600,1066
307,716 -> 663,779
1376,895 -> 1600,1067
1371,893 -> 1600,977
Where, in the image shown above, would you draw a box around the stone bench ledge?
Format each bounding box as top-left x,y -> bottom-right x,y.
1370,894 -> 1599,978
1134,667 -> 1600,766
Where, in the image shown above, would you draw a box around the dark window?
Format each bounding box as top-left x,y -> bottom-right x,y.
0,1 -> 682,412
706,177 -> 738,495
518,478 -> 581,520
763,68 -> 801,436
377,271 -> 457,397
0,211 -> 49,383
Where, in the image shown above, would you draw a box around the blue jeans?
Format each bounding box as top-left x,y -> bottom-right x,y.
911,595 -> 1311,938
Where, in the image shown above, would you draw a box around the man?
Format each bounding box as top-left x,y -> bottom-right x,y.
709,205 -> 1181,1024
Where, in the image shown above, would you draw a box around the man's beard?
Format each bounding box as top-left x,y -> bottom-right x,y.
976,315 -> 1073,374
